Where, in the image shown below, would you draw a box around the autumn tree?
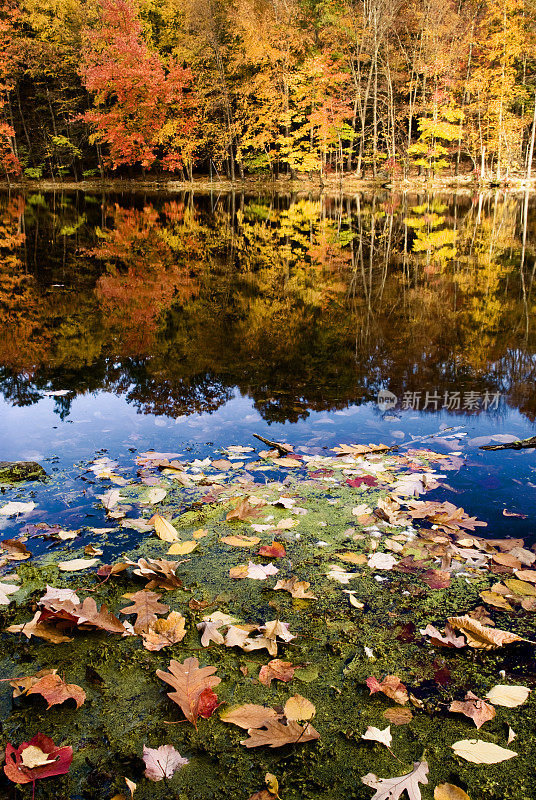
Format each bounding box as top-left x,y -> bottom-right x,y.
79,0 -> 197,174
0,3 -> 21,177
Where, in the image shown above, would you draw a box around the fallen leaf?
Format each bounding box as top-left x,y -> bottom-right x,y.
151,515 -> 179,543
368,553 -> 398,570
142,745 -> 188,781
484,685 -> 530,708
58,558 -> 98,571
220,704 -> 280,729
283,694 -> 315,720
448,616 -> 527,649
6,611 -> 73,644
0,581 -> 20,605
383,707 -> 413,726
1,539 -> 31,560
4,734 -> 73,785
366,675 -> 409,705
156,657 -> 221,727
361,726 -> 392,748
273,576 -> 317,599
420,624 -> 466,649
434,784 -> 470,800
503,578 -> 536,597
167,541 -> 197,555
241,718 -> 320,748
361,760 -> 428,800
128,558 -> 182,590
229,561 -> 279,580
226,498 -> 264,522
335,552 -> 367,565
451,739 -> 517,764
221,535 -> 261,547
142,612 -> 187,651
479,591 -> 513,611
197,620 -> 225,647
449,692 -> 496,729
257,542 -> 286,558
120,591 -> 169,633
259,660 -> 298,686
26,673 -> 86,709
0,502 -> 36,515
143,487 -> 167,505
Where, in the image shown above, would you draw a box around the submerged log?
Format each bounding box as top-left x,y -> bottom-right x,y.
0,461 -> 48,482
480,436 -> 536,451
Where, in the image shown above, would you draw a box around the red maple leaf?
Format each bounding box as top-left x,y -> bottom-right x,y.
4,733 -> 73,790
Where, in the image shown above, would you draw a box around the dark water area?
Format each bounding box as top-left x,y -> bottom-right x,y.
0,188 -> 535,550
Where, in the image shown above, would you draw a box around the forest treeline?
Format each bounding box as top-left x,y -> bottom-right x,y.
1,0 -> 536,183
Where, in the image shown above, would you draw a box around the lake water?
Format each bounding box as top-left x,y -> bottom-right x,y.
1,188 -> 535,545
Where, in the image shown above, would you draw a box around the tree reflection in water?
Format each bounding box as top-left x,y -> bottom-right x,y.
0,189 -> 535,422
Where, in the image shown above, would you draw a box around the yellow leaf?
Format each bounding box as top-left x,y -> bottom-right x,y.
265,773 -> 279,795
451,739 -> 517,763
151,514 -> 179,543
484,685 -> 530,707
58,558 -> 98,571
167,541 -> 197,555
193,529 -> 209,539
283,694 -> 316,721
434,784 -> 471,800
221,535 -> 261,547
336,552 -> 367,565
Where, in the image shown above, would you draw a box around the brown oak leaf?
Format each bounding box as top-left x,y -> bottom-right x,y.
120,591 -> 169,633
156,657 -> 221,727
240,718 -> 320,748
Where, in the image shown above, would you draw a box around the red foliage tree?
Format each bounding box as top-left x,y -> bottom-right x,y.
79,0 -> 197,172
0,3 -> 21,176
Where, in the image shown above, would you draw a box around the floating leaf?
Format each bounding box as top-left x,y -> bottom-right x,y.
26,673 -> 86,710
451,739 -> 517,764
221,704 -> 279,729
151,515 -> 179,543
241,718 -> 320,748
221,535 -> 261,547
484,685 -> 530,708
361,726 -> 392,748
58,558 -> 98,572
283,694 -> 315,721
366,675 -> 408,705
156,657 -> 221,727
448,616 -> 527,649
142,612 -> 186,651
0,502 -> 36,515
449,692 -> 495,729
361,760 -> 428,800
142,745 -> 188,781
273,576 -> 317,599
259,660 -> 298,686
167,540 -> 197,555
434,785 -> 471,800
4,734 -> 73,785
120,591 -> 169,633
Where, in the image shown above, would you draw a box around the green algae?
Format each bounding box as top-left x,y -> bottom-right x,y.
1,453 -> 536,799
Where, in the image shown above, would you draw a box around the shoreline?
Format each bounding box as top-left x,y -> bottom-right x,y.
2,174 -> 536,195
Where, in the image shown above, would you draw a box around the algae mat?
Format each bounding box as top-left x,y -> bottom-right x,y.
0,442 -> 535,800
